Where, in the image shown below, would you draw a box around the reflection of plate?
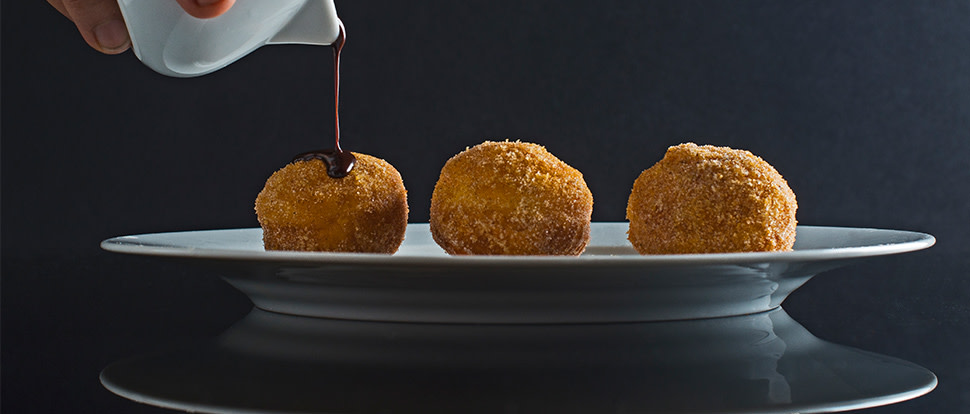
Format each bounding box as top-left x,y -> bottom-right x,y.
101,223 -> 934,323
101,307 -> 937,414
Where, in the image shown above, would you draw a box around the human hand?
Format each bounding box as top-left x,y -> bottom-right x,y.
48,0 -> 236,54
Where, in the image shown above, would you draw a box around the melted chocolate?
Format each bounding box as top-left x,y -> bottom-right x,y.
331,21 -> 346,154
291,22 -> 356,178
292,149 -> 356,178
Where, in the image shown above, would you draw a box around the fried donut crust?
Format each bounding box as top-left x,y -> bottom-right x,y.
430,141 -> 593,255
255,153 -> 408,253
626,143 -> 797,254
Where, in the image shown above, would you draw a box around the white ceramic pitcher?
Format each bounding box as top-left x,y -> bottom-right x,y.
117,0 -> 341,77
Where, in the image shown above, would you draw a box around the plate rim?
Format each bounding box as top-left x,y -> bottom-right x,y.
100,223 -> 936,267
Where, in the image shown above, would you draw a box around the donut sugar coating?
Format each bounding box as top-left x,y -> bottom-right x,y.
255,153 -> 408,253
626,143 -> 797,254
430,140 -> 593,255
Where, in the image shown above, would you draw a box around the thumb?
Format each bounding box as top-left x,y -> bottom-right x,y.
174,0 -> 236,19
54,0 -> 131,54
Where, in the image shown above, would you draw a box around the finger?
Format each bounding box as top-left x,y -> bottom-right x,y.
47,0 -> 70,18
174,0 -> 236,19
59,0 -> 130,54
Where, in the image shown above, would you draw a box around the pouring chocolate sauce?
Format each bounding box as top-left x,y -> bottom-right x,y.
292,22 -> 356,178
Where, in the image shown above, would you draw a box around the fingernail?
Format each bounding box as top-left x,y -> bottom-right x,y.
94,19 -> 130,52
196,0 -> 222,6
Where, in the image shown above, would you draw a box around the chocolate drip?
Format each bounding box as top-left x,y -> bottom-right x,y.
332,21 -> 346,153
291,22 -> 356,178
292,149 -> 356,178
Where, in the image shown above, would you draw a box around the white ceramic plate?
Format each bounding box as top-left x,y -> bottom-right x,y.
101,223 -> 934,323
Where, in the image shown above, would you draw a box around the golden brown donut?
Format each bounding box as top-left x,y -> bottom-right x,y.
430,140 -> 593,255
255,153 -> 408,253
626,143 -> 797,254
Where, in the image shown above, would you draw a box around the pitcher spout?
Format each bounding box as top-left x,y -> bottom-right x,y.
268,0 -> 341,45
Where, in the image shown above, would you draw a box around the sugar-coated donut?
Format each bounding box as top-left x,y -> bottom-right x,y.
255,153 -> 408,253
430,140 -> 593,255
626,143 -> 797,254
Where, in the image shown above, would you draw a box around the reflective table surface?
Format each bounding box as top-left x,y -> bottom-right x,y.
101,307 -> 936,414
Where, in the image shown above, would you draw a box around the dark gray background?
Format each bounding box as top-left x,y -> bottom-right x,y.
3,0 -> 969,413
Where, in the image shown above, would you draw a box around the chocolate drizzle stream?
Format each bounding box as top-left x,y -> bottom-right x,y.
292,22 -> 356,178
